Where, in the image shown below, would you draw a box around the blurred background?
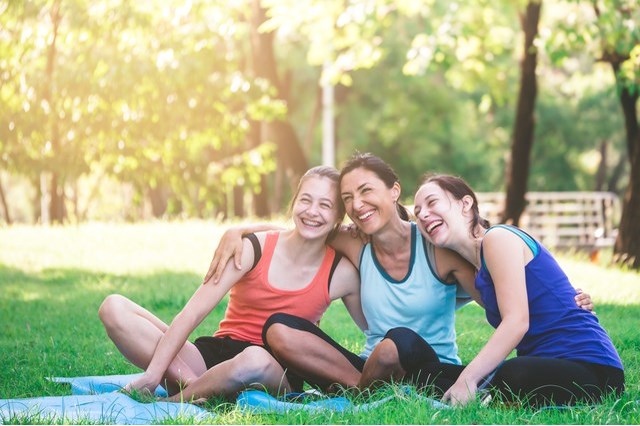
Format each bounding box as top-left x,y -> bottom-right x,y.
1,0 -> 638,266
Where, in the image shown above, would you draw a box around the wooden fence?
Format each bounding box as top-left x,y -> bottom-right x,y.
476,192 -> 620,251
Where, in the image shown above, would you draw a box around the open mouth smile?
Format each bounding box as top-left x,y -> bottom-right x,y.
357,211 -> 375,221
301,218 -> 323,227
424,219 -> 443,235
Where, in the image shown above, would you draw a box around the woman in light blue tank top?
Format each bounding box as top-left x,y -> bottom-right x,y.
412,174 -> 624,407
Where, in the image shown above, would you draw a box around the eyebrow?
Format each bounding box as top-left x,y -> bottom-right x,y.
300,193 -> 334,204
341,183 -> 370,197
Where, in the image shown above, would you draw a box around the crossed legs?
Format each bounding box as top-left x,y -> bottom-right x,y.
99,294 -> 207,395
167,345 -> 292,402
263,314 -> 432,392
99,294 -> 292,400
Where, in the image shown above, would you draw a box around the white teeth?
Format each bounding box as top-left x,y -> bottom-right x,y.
427,220 -> 442,233
301,218 -> 322,227
358,211 -> 374,220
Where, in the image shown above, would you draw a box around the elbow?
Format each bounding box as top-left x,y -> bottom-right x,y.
514,315 -> 529,338
503,313 -> 529,340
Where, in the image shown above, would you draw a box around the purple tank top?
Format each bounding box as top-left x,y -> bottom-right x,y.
475,226 -> 623,370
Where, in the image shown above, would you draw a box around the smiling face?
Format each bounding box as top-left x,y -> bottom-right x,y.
340,167 -> 400,235
413,181 -> 470,247
291,176 -> 341,241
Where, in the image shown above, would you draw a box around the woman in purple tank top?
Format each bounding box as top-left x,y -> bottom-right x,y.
412,173 -> 624,407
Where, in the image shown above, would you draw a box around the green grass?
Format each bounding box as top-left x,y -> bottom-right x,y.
0,221 -> 639,424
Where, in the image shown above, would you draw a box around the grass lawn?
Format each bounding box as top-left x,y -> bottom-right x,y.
0,221 -> 638,424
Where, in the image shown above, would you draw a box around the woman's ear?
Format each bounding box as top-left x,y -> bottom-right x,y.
392,182 -> 401,203
461,195 -> 475,212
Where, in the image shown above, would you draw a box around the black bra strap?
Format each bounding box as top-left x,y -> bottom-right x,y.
328,252 -> 343,291
243,233 -> 261,272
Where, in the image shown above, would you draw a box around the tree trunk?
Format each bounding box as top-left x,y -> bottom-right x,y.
249,0 -> 307,194
0,174 -> 12,225
43,0 -> 65,224
615,149 -> 640,268
49,171 -> 66,224
611,64 -> 640,268
617,74 -> 639,160
233,184 -> 244,218
34,175 -> 43,224
148,184 -> 168,218
595,140 -> 607,191
502,1 -> 541,225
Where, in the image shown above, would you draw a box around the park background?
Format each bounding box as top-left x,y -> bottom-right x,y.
1,0 -> 640,424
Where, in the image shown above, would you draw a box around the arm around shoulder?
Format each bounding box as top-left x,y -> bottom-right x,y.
327,227 -> 365,269
433,246 -> 483,307
329,257 -> 368,332
204,222 -> 282,284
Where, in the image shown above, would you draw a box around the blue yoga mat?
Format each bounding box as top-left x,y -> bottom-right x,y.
0,374 -> 213,424
237,387 -> 449,414
0,392 -> 212,424
49,374 -> 168,397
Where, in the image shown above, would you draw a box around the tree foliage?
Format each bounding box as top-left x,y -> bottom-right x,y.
1,0 -> 638,268
1,0 -> 282,222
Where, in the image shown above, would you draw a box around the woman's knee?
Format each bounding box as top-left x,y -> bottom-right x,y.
383,327 -> 437,371
98,294 -> 131,329
371,338 -> 402,369
231,346 -> 280,384
262,313 -> 306,350
263,323 -> 298,354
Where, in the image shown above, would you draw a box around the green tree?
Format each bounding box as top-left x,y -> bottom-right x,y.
549,0 -> 640,267
0,0 -> 282,222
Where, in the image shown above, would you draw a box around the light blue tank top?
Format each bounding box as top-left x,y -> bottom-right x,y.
359,223 -> 460,364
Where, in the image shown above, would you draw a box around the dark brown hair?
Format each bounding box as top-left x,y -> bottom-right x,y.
419,173 -> 490,236
339,152 -> 409,221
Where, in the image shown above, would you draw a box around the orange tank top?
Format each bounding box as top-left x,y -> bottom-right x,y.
214,232 -> 334,345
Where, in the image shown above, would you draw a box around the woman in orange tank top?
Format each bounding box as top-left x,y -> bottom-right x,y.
98,166 -> 366,402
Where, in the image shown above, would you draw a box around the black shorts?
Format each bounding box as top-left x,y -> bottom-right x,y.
193,335 -> 305,391
193,335 -> 257,369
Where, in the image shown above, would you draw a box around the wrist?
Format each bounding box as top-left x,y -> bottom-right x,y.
144,368 -> 163,382
458,370 -> 482,387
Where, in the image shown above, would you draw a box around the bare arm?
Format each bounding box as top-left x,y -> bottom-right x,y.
327,226 -> 366,269
433,245 -> 592,312
328,257 -> 368,332
433,246 -> 483,307
129,239 -> 255,393
443,229 -> 529,406
204,222 -> 284,284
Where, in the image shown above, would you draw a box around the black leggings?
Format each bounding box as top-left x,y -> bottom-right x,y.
385,327 -> 625,406
263,313 -> 366,389
383,327 -> 464,392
